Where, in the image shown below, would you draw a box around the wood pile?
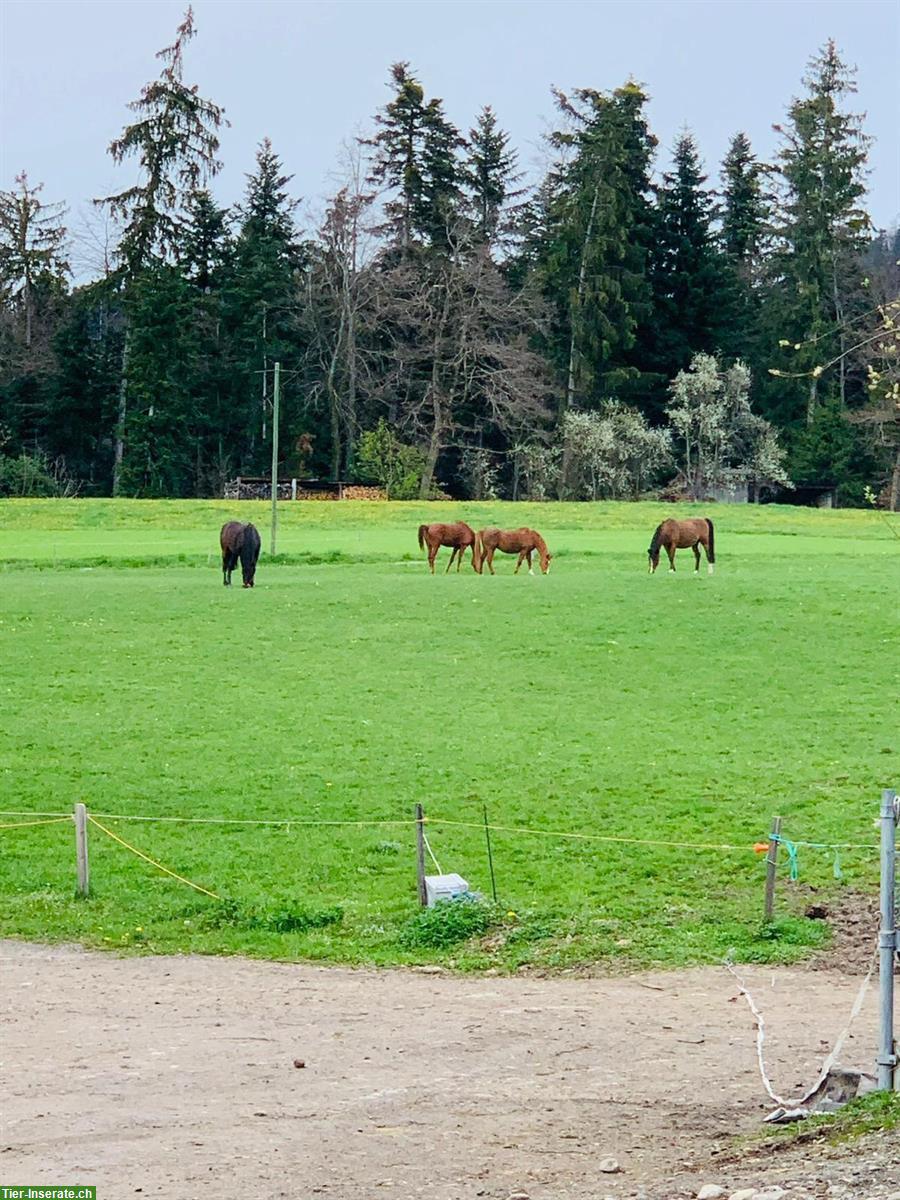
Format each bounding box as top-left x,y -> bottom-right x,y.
340,485 -> 387,501
223,478 -> 387,502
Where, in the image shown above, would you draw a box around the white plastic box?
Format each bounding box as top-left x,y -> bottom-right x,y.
424,873 -> 469,906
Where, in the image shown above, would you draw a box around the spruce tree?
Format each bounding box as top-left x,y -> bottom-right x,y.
0,172 -> 68,350
772,40 -> 872,421
95,6 -> 225,494
721,132 -> 768,268
225,139 -> 306,475
0,173 -> 69,452
465,106 -> 523,249
366,63 -> 429,252
366,63 -> 465,252
644,132 -> 732,403
540,83 -> 656,412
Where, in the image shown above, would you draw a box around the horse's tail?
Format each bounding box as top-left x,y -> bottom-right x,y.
648,523 -> 664,558
705,517 -> 715,563
418,524 -> 428,552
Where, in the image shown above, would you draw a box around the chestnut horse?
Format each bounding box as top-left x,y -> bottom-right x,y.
479,527 -> 552,575
220,521 -> 261,587
647,517 -> 715,575
417,522 -> 480,574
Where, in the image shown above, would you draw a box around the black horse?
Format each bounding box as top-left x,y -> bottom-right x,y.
220,521 -> 261,587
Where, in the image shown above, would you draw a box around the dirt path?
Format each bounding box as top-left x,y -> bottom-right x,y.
1,941 -> 894,1200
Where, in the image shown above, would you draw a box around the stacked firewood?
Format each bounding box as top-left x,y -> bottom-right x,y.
340,486 -> 387,501
223,479 -> 387,501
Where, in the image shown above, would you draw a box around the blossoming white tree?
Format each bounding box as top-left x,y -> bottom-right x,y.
666,352 -> 791,499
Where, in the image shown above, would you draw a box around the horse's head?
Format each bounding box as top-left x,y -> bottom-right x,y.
539,549 -> 552,574
242,564 -> 257,587
648,546 -> 660,573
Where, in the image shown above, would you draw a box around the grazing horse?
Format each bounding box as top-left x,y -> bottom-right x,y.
220,521 -> 262,587
417,522 -> 481,574
647,517 -> 715,575
479,527 -> 552,576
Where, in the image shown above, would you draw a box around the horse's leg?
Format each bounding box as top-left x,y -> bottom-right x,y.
428,542 -> 438,574
692,543 -> 701,574
703,537 -> 714,575
527,550 -> 535,576
445,546 -> 457,573
667,544 -> 677,572
457,544 -> 468,572
514,551 -> 526,575
486,548 -> 495,574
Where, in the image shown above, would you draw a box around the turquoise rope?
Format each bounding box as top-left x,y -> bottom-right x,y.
771,833 -> 852,881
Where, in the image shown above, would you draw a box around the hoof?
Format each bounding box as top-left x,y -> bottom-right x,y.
708,564 -> 714,575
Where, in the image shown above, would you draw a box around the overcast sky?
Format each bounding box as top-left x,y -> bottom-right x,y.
2,0 -> 898,268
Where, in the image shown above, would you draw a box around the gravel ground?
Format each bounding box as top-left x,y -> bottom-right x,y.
2,940 -> 896,1200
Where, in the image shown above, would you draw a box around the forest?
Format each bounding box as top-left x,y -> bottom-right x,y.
1,9 -> 898,506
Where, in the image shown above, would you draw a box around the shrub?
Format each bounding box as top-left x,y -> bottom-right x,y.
355,420 -> 427,500
0,451 -> 79,498
398,895 -> 496,950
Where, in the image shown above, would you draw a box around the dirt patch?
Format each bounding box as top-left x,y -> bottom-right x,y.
797,887 -> 883,974
1,940 -> 894,1200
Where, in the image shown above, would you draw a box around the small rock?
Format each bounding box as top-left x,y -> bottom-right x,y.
411,965 -> 444,974
752,1190 -> 786,1200
293,1058 -> 306,1069
506,1193 -> 530,1200
697,1187 -> 726,1200
598,1157 -> 621,1174
728,1190 -> 757,1200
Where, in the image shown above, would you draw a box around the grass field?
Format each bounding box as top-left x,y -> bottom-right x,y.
1,498 -> 898,970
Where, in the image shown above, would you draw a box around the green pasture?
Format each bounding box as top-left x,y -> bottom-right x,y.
0,499 -> 898,970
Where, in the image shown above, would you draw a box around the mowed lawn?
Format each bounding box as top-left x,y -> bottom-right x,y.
1,499 -> 898,969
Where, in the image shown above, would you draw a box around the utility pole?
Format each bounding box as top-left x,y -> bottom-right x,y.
270,361 -> 281,557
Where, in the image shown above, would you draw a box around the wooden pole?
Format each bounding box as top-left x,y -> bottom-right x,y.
764,815 -> 782,922
415,803 -> 427,907
483,804 -> 498,903
270,360 -> 281,556
74,802 -> 90,897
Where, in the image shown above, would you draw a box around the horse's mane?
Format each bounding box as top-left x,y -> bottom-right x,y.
530,529 -> 548,553
648,523 -> 664,557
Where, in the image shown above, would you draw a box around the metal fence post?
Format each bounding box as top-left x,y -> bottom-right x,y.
415,804 -> 427,907
877,789 -> 897,1091
74,802 -> 90,897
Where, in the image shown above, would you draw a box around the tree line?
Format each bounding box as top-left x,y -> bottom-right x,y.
1,9 -> 898,507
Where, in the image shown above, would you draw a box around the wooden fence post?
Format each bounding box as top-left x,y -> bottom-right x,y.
74,802 -> 90,897
764,815 -> 781,921
415,803 -> 427,907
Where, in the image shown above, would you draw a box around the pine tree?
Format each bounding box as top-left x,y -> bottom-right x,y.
0,173 -> 69,453
179,190 -> 231,291
644,133 -> 732,402
225,139 -> 306,475
0,172 -> 68,350
366,63 -> 428,252
419,99 -> 465,249
366,63 -> 465,252
721,132 -> 768,267
540,82 -> 656,412
95,6 -> 226,494
465,106 -> 523,249
772,40 -> 872,422
97,7 -> 226,273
